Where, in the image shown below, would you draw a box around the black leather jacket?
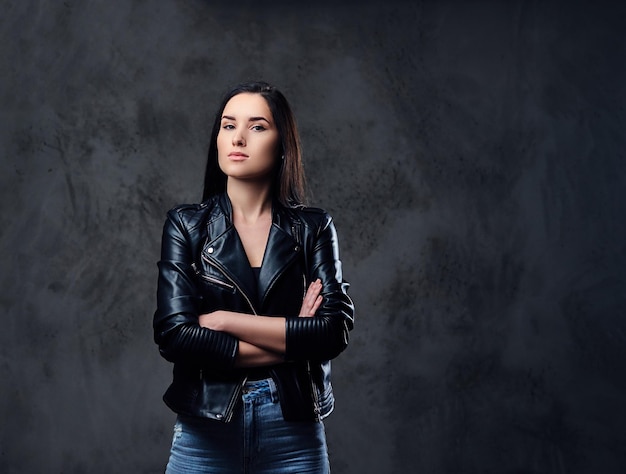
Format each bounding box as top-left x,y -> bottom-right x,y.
153,193 -> 354,422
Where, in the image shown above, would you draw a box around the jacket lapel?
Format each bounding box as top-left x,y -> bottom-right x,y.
202,205 -> 258,311
258,221 -> 301,307
201,194 -> 302,311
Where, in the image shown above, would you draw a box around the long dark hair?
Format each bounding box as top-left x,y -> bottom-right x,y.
202,81 -> 306,207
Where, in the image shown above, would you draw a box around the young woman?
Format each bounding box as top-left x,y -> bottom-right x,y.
153,81 -> 354,473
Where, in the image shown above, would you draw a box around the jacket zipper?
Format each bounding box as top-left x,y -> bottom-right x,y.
199,273 -> 236,291
293,223 -> 320,422
307,360 -> 321,421
223,375 -> 248,422
200,253 -> 258,422
193,261 -> 236,291
201,254 -> 258,316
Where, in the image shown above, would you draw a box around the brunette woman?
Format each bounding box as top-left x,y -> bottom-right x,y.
153,81 -> 354,473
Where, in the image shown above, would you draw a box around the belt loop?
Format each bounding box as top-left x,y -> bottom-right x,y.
267,377 -> 279,403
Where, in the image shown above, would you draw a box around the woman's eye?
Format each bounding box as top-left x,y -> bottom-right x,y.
251,125 -> 266,131
222,124 -> 235,130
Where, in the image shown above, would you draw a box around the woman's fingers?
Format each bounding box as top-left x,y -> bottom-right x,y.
299,279 -> 323,317
310,294 -> 323,314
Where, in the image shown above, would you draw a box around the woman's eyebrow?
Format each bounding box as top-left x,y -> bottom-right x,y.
249,116 -> 270,123
221,115 -> 270,124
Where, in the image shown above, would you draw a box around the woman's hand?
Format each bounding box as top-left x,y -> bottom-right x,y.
299,278 -> 323,317
198,310 -> 232,331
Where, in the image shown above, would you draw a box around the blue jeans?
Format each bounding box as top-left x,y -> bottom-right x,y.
165,378 -> 330,473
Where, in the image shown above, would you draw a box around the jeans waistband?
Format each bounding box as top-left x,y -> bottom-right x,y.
241,377 -> 279,403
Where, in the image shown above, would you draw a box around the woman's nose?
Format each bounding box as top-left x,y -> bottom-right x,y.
233,130 -> 246,146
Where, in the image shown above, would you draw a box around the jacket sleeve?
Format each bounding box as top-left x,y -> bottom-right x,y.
153,208 -> 238,368
284,213 -> 355,362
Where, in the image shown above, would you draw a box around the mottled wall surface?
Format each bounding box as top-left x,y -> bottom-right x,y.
1,1 -> 625,473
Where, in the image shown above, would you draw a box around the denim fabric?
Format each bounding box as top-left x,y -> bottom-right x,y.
165,378 -> 330,473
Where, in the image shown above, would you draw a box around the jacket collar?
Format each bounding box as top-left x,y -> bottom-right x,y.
202,193 -> 302,311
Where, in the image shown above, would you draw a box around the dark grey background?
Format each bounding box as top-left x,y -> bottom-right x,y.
2,1 -> 626,473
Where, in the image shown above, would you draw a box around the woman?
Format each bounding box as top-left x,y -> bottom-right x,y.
153,81 -> 354,473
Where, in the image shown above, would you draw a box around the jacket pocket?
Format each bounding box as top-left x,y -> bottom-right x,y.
191,262 -> 236,293
198,272 -> 235,292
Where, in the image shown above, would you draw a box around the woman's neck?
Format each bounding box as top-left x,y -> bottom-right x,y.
226,179 -> 273,224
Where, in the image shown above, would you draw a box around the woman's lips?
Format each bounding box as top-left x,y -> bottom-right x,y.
228,152 -> 249,161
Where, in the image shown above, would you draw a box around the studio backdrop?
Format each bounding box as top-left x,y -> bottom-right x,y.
1,1 -> 626,473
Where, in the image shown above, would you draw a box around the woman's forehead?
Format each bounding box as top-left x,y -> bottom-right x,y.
223,93 -> 272,119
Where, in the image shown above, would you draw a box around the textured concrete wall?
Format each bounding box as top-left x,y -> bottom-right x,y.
2,1 -> 626,472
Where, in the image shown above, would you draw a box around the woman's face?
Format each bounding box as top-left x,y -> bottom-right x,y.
217,92 -> 280,184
